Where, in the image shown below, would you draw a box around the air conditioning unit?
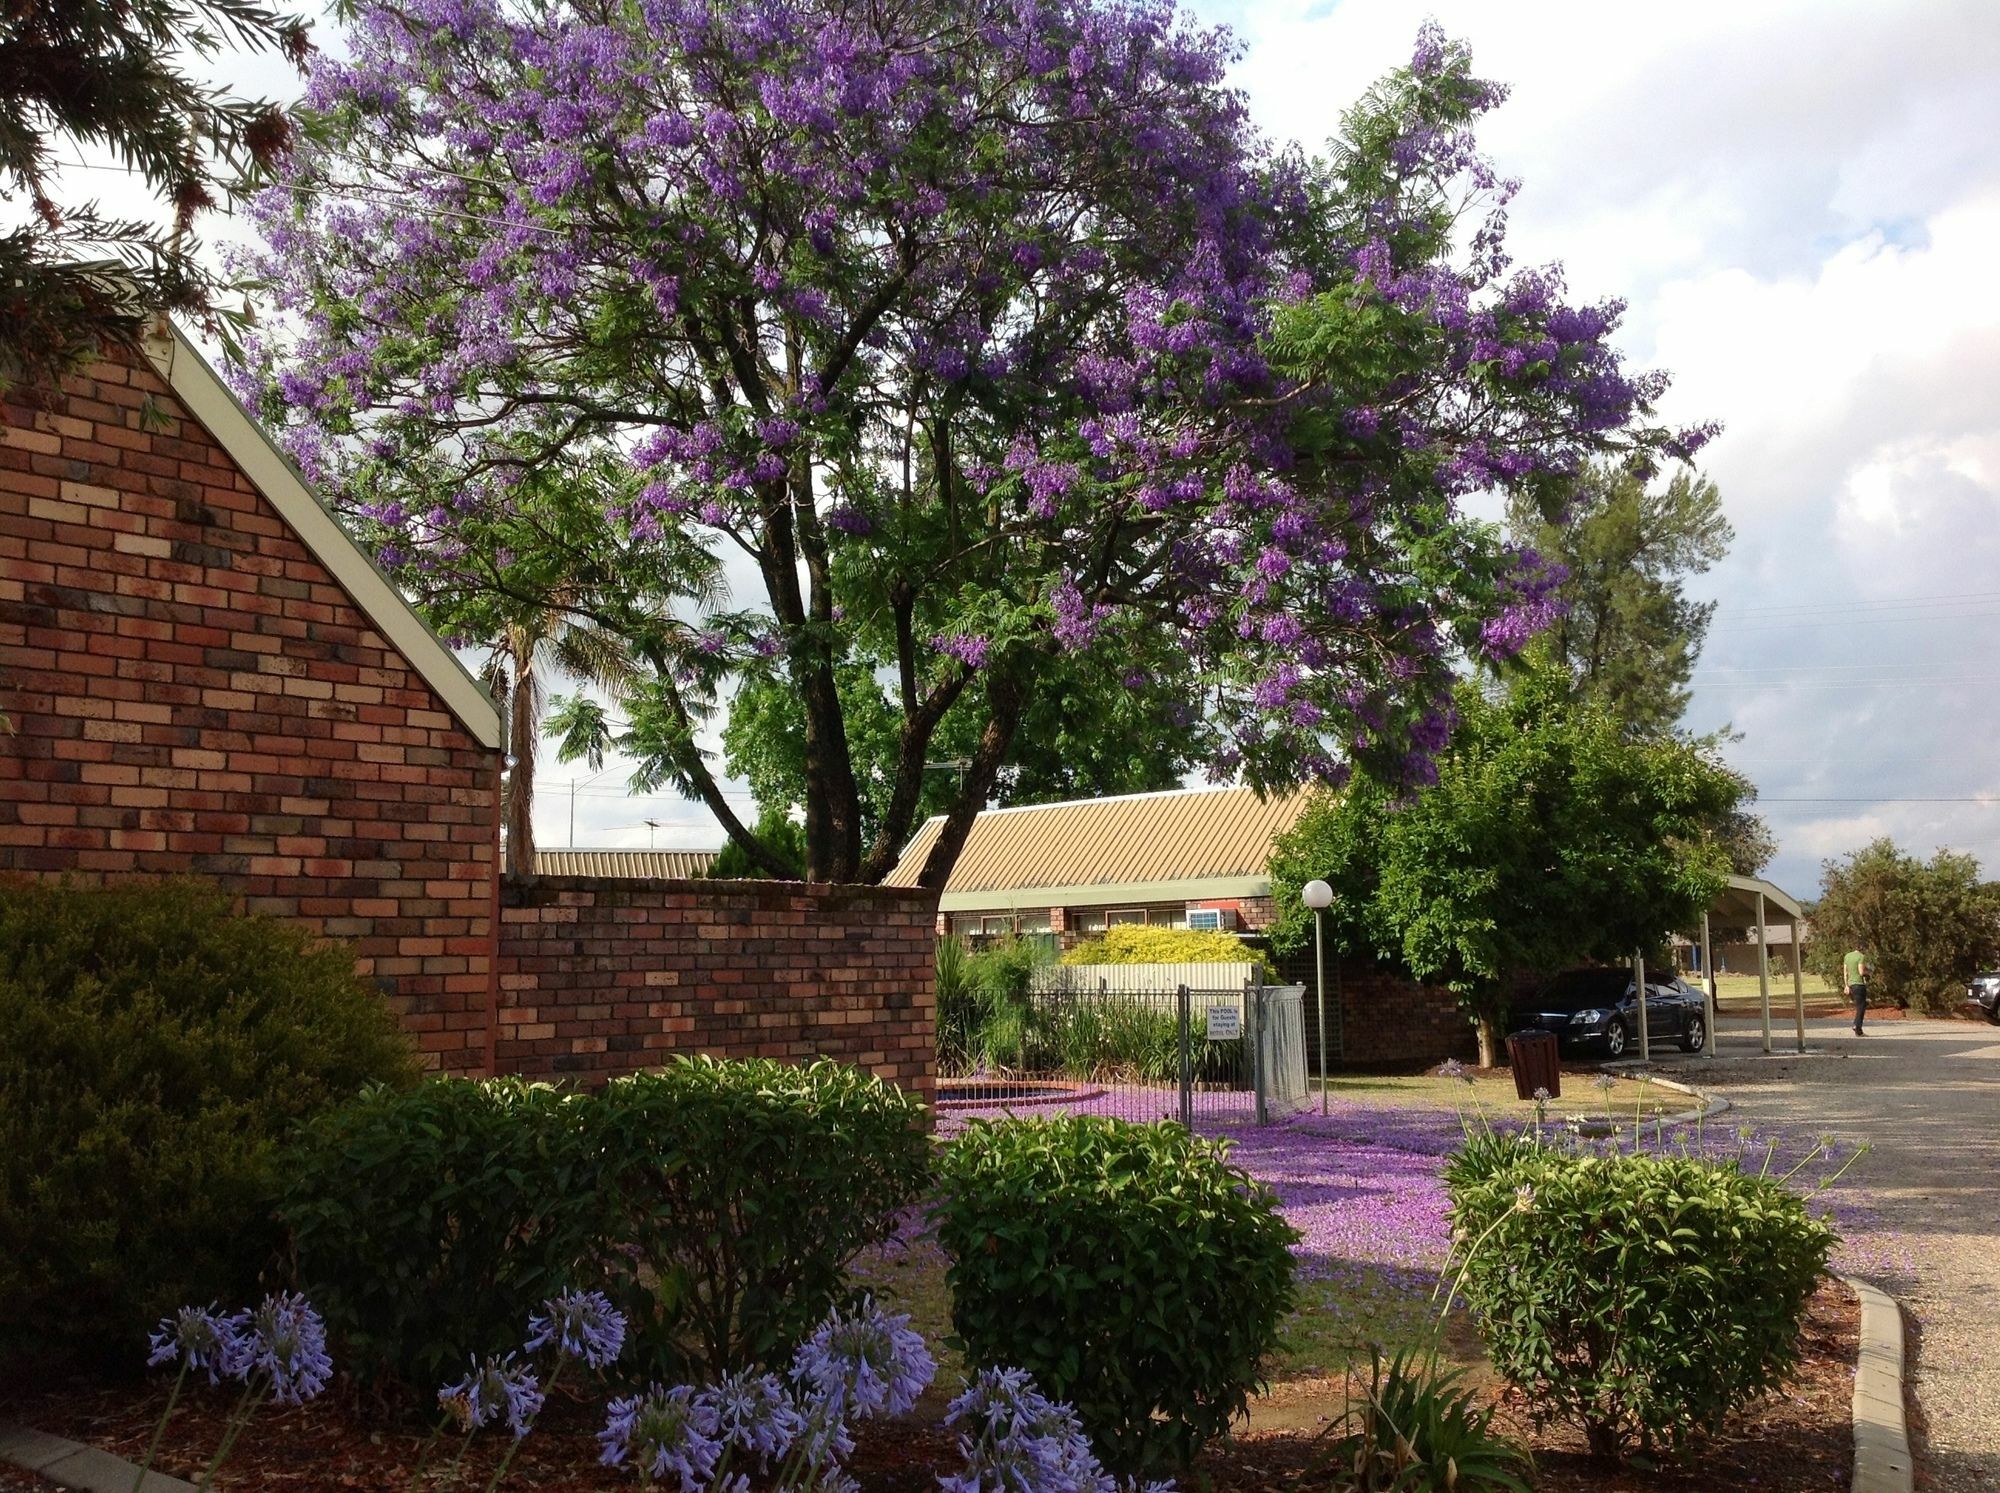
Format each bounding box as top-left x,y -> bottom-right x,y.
1186,907 -> 1237,931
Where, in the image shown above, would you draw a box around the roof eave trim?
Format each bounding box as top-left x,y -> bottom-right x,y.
143,325 -> 504,751
937,874 -> 1271,913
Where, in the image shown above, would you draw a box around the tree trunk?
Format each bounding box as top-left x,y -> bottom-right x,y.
916,670 -> 1029,891
1476,1012 -> 1502,1069
503,641 -> 540,877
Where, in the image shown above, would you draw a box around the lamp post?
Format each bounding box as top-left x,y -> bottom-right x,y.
1303,879 -> 1334,1114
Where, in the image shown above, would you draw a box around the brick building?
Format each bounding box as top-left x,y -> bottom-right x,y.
0,327 -> 506,1072
0,329 -> 936,1092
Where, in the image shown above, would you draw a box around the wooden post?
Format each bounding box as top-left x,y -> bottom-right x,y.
1700,911 -> 1717,1060
1634,950 -> 1650,1062
1756,890 -> 1772,1055
1792,916 -> 1807,1053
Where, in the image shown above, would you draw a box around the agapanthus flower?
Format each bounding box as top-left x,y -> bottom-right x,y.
241,1291 -> 333,1404
598,1384 -> 723,1491
526,1289 -> 627,1368
791,1297 -> 935,1420
439,1353 -> 545,1437
147,1304 -> 249,1384
698,1369 -> 804,1464
939,1366 -> 1113,1493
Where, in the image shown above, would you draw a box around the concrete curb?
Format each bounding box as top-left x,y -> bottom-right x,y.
1569,1070 -> 1729,1138
0,1427 -> 195,1492
1839,1275 -> 1914,1493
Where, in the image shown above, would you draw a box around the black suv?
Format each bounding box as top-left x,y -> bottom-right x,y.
1969,972 -> 2000,1025
1508,967 -> 1708,1059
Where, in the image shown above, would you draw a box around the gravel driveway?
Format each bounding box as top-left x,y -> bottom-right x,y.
1649,1015 -> 2000,1492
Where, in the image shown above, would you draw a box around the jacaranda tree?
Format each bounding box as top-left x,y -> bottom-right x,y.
233,4 -> 1707,883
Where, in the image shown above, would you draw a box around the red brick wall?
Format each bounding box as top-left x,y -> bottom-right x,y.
497,876 -> 938,1104
0,352 -> 502,1074
1279,951 -> 1478,1068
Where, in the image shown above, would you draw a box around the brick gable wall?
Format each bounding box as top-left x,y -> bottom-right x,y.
0,351 -> 503,1074
496,877 -> 938,1105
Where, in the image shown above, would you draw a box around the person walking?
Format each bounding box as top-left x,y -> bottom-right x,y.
1843,944 -> 1871,1036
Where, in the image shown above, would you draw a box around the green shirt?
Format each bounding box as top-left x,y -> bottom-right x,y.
1843,950 -> 1868,986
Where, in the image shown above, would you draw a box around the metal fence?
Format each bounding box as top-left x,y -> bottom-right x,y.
936,980 -> 1311,1130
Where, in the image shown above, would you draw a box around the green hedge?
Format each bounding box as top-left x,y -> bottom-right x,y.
935,1117 -> 1298,1475
1443,1141 -> 1835,1458
281,1058 -> 931,1391
0,878 -> 416,1374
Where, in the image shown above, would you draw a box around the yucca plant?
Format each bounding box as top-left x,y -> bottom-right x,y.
1315,1347 -> 1530,1492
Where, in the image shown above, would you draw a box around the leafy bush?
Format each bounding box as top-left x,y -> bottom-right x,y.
0,877 -> 416,1375
278,1078 -> 605,1391
1315,1347 -> 1530,1492
936,934 -> 978,1070
935,1117 -> 1298,1475
1444,1142 -> 1835,1459
1061,923 -> 1278,978
591,1057 -> 932,1379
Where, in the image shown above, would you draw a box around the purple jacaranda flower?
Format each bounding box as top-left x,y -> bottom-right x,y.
526,1289 -> 627,1369
598,1384 -> 723,1490
439,1353 -> 545,1437
791,1297 -> 935,1421
242,1292 -> 333,1404
933,633 -> 990,671
147,1305 -> 250,1384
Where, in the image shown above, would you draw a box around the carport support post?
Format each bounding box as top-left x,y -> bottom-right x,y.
1756,889 -> 1773,1054
1793,917 -> 1807,1053
1700,911 -> 1717,1059
1634,950 -> 1650,1062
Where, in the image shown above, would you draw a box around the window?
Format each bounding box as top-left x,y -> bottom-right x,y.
1073,908 -> 1107,933
981,915 -> 1012,936
950,914 -> 983,937
1016,911 -> 1052,934
1107,908 -> 1146,927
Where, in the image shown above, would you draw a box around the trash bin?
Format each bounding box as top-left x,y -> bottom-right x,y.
1505,1029 -> 1561,1101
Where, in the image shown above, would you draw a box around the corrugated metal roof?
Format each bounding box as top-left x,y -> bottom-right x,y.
883,785 -> 1310,896
508,847 -> 719,879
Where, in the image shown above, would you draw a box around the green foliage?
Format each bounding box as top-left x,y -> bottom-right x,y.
1804,838 -> 2000,1013
709,806 -> 807,879
278,1078 -> 605,1391
278,1058 -> 930,1391
935,1117 -> 1299,1475
936,934 -> 978,1071
589,1058 -> 932,1378
1314,1346 -> 1531,1492
1061,923 -> 1278,978
1442,1142 -> 1835,1459
1268,666 -> 1740,1049
0,878 -> 416,1375
1507,465 -> 1732,739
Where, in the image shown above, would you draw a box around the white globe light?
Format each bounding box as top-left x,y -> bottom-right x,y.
1302,879 -> 1334,910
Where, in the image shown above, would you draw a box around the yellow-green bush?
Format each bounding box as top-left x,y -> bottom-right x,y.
1061,924 -> 1276,978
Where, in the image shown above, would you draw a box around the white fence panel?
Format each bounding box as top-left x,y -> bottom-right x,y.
1030,961 -> 1261,995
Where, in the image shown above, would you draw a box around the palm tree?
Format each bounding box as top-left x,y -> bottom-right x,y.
483,608 -> 642,877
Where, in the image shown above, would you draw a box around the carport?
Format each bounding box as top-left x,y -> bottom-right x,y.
1692,874 -> 1809,1056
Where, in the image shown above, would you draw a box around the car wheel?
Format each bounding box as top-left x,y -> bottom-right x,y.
1986,1002 -> 2000,1028
1681,1015 -> 1706,1053
1605,1022 -> 1627,1058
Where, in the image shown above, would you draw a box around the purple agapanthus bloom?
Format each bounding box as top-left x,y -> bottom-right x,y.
939,1366 -> 1127,1493
439,1353 -> 545,1438
598,1384 -> 723,1491
697,1368 -> 804,1464
241,1292 -> 333,1405
525,1289 -> 627,1369
147,1304 -> 250,1384
791,1297 -> 935,1421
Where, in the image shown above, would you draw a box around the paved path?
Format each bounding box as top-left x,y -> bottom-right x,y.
1649,1016 -> 2000,1492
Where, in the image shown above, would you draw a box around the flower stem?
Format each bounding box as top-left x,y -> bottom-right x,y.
134,1361 -> 189,1492
403,1416 -> 451,1492
196,1381 -> 268,1491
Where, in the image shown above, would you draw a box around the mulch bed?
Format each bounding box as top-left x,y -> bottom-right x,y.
7,1281 -> 1857,1491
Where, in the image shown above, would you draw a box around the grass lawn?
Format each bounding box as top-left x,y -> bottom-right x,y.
1708,970 -> 1832,1007
1318,1069 -> 1699,1121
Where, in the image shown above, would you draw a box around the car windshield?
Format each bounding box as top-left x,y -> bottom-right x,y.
1532,969 -> 1632,1012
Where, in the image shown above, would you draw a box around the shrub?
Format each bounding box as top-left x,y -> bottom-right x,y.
591,1057 -> 932,1379
936,934 -> 978,1071
1060,923 -> 1278,978
0,877 -> 416,1375
1444,1142 -> 1835,1459
1315,1347 -> 1531,1492
935,1116 -> 1299,1475
277,1078 -> 606,1391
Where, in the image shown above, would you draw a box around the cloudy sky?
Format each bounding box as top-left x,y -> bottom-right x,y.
66,0 -> 2000,890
